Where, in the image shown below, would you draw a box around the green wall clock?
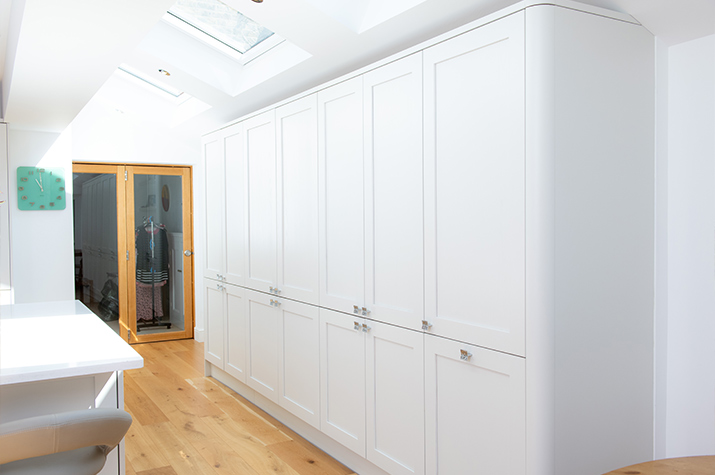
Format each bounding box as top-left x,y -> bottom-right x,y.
17,166 -> 66,210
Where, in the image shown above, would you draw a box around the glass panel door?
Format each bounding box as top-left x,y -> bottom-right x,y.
127,166 -> 193,342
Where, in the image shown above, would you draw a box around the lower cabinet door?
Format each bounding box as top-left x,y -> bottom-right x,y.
366,321 -> 425,475
425,335 -> 526,475
246,289 -> 280,403
225,284 -> 247,383
278,298 -> 320,429
204,279 -> 225,368
320,308 -> 366,456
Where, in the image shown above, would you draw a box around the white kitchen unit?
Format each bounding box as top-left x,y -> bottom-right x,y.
204,278 -> 247,382
0,123 -> 10,305
203,2 -> 655,475
0,300 -> 143,475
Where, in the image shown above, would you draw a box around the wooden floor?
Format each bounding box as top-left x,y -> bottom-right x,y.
124,339 -> 356,475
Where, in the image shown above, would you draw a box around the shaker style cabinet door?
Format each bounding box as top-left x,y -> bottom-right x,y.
244,111 -> 278,294
363,53 -> 424,332
366,321 -> 425,475
423,12 -> 526,356
204,278 -> 226,368
278,298 -> 321,429
425,334 -> 526,475
318,77 -> 365,316
319,308 -> 366,456
225,284 -> 247,383
223,124 -> 246,287
276,95 -> 320,305
203,131 -> 226,280
245,289 -> 280,403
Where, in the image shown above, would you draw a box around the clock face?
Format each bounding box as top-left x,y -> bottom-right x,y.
17,167 -> 66,210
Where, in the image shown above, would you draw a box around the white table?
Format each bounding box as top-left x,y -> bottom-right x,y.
0,300 -> 143,475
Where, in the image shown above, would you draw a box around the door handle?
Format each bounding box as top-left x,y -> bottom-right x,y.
184,250 -> 193,257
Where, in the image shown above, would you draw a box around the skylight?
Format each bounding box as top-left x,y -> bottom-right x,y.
168,0 -> 274,54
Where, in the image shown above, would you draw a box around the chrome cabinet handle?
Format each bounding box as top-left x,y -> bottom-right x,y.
270,299 -> 281,307
460,349 -> 472,361
353,305 -> 360,314
269,286 -> 282,295
361,307 -> 370,316
361,323 -> 371,333
422,320 -> 433,331
354,321 -> 361,330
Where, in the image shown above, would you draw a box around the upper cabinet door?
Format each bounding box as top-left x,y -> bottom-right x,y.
276,95 -> 320,305
423,12 -> 526,356
203,131 -> 226,279
224,124 -> 246,287
244,111 -> 278,293
363,53 -> 424,331
318,77 -> 365,315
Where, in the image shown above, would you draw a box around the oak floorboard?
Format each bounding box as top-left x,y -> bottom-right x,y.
124,339 -> 356,475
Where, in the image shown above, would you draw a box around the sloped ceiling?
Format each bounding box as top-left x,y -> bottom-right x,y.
1,0 -> 714,135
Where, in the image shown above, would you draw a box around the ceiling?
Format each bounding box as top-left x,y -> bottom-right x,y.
1,0 -> 714,136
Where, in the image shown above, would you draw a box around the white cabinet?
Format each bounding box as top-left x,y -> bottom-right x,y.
425,334 -> 526,475
203,124 -> 245,286
204,279 -> 247,383
318,77 -> 365,315
363,54 -> 424,331
320,308 -> 425,474
244,112 -> 278,293
276,95 -> 320,305
245,288 -> 280,403
423,12 -> 526,356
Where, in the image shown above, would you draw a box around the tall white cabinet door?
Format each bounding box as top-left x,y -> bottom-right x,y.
225,284 -> 247,383
244,111 -> 278,294
366,322 -> 425,475
203,132 -> 225,279
276,95 -> 320,305
319,308 -> 366,456
245,289 -> 280,403
364,53 -> 424,331
423,12 -> 526,356
318,77 -> 365,315
278,298 -> 320,429
224,124 -> 246,287
204,278 -> 226,368
425,335 -> 526,475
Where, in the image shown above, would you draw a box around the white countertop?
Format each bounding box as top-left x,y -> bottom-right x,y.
0,300 -> 143,385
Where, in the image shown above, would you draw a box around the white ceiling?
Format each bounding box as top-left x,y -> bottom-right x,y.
1,0 -> 714,135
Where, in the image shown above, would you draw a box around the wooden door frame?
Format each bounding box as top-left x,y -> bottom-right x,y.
72,162 -> 195,344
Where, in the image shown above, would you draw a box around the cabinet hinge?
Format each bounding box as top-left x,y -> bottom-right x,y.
124,170 -> 128,181
126,250 -> 129,260
127,329 -> 131,340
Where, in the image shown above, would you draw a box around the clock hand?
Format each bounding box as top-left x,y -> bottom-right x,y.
35,178 -> 44,192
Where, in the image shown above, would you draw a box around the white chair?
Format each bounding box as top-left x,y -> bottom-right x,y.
0,408 -> 132,475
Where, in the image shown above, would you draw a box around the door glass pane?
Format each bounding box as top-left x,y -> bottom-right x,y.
72,173 -> 120,334
133,174 -> 184,335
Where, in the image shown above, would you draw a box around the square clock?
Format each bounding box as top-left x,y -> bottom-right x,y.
17,166 -> 66,210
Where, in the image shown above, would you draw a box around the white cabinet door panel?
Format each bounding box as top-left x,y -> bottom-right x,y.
245,111 -> 277,293
246,289 -> 279,403
424,12 -> 526,356
224,124 -> 246,286
278,298 -> 320,429
204,133 -> 225,278
225,284 -> 247,383
320,308 -> 366,456
204,279 -> 225,368
425,335 -> 525,475
318,77 -> 365,315
366,321 -> 424,475
364,53 -> 424,331
276,95 -> 320,305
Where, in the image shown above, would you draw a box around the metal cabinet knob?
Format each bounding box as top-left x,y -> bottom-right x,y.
270,299 -> 281,307
460,349 -> 472,361
353,305 -> 360,314
354,321 -> 361,330
421,320 -> 433,331
361,323 -> 371,333
361,307 -> 370,316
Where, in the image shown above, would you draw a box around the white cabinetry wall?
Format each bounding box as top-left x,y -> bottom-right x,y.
0,123 -> 10,304
202,3 -> 654,475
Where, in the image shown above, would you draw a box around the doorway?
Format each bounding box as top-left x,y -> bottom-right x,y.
73,163 -> 194,344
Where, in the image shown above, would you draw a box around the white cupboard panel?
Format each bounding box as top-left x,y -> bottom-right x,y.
204,134 -> 225,278
204,279 -> 225,368
278,299 -> 320,429
245,111 -> 277,292
364,53 -> 424,331
276,95 -> 320,305
424,12 -> 526,356
224,124 -> 246,286
425,335 -> 525,475
225,284 -> 247,383
318,77 -> 365,314
320,308 -> 366,456
246,290 -> 279,402
366,321 -> 424,475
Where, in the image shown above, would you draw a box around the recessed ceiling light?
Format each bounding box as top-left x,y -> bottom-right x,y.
158,69 -> 171,76
252,0 -> 263,3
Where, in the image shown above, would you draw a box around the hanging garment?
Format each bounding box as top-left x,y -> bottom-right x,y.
135,223 -> 169,284
136,281 -> 166,321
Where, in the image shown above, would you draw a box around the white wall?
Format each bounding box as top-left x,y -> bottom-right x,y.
8,129 -> 75,303
666,33 -> 715,457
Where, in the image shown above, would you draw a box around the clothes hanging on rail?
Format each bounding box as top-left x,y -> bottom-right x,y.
135,221 -> 169,322
136,281 -> 166,321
